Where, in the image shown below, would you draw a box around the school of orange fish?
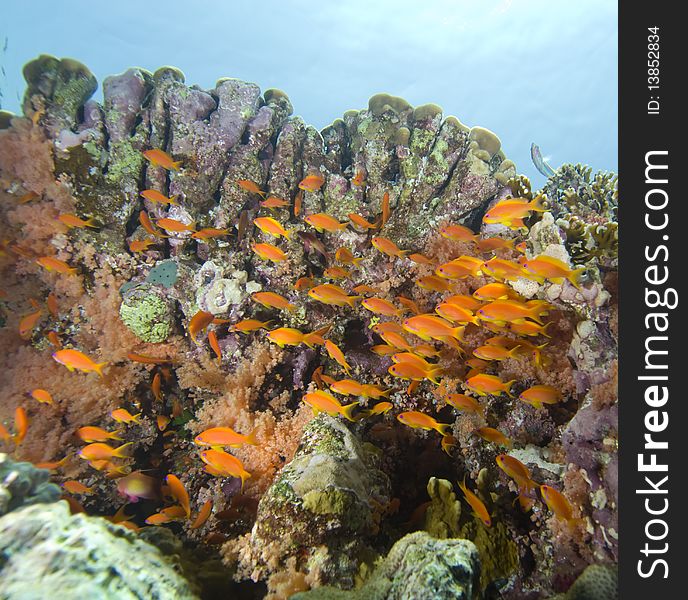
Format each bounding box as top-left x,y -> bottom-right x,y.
0,147 -> 584,531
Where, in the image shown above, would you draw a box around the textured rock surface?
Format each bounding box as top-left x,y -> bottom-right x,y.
0,502 -> 199,599
0,453 -> 61,516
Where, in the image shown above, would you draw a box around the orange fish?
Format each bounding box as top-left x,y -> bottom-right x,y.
199,449 -> 252,491
36,256 -> 77,275
308,284 -> 360,307
267,327 -> 305,348
477,299 -> 548,325
293,277 -> 315,292
207,330 -> 222,363
391,350 -> 439,372
435,262 -> 474,280
371,344 -> 398,356
361,384 -> 391,399
19,309 -> 43,338
365,401 -> 393,416
194,426 -> 258,448
252,242 -> 287,262
445,393 -> 484,416
496,454 -> 535,490
157,415 -> 171,431
188,310 -> 214,344
481,258 -> 527,282
140,189 -> 179,206
35,454 -> 71,470
326,378 -> 365,397
191,228 -> 231,240
18,191 -> 39,204
335,247 -> 363,266
143,149 -> 182,171
298,174 -> 325,192
416,275 -> 452,293
441,434 -> 457,455
388,362 -> 441,384
325,340 -> 352,374
458,477 -> 491,527
472,345 -> 519,361
472,282 -> 521,301
230,319 -> 274,333
483,195 -> 546,227
260,196 -> 290,209
348,213 -> 378,230
435,303 -> 479,326
381,192 -> 391,227
30,388 -> 53,405
294,190 -> 303,216
465,374 -> 515,397
522,255 -> 585,288
396,296 -> 421,315
408,253 -> 435,266
361,297 -> 402,317
126,352 -> 172,365
46,331 -> 62,349
509,320 -> 553,337
371,236 -> 407,258
518,385 -> 562,409
79,442 -> 133,461
303,324 -> 331,348
191,499 -> 213,529
252,291 -> 296,312
380,331 -> 414,351
478,428 -> 512,448
402,314 -> 464,342
254,216 -> 291,240
324,266 -> 352,280
351,170 -> 366,186
475,237 -> 515,252
439,223 -> 476,242
45,292 -> 59,318
53,349 -> 107,377
76,426 -> 122,443
139,210 -> 167,238
0,423 -> 12,446
540,485 -> 576,522
13,407 -> 29,445
156,218 -> 195,233
58,213 -> 98,229
62,480 -> 93,495
111,408 -> 141,424
396,411 -> 450,435
302,390 -> 358,421
129,239 -> 157,253
117,471 -> 159,502
166,474 -> 191,518
304,213 -> 347,232
353,284 -> 383,295
151,372 -> 163,401
237,179 -> 266,196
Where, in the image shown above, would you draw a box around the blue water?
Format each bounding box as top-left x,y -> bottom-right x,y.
1,0 -> 617,187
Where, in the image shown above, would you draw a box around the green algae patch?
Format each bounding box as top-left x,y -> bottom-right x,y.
119,283 -> 175,343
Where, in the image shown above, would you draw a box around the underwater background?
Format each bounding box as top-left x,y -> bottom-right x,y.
0,1 -> 618,599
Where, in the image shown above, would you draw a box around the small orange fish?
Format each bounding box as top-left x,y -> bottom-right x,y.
208,330 -> 222,363
483,195 -> 546,227
151,372 -> 163,401
304,213 -> 347,232
79,442 -> 133,461
0,423 -> 12,446
294,190 -> 303,216
199,449 -> 252,491
509,320 -> 553,337
439,223 -> 476,242
166,474 -> 191,518
402,314 -> 464,342
361,384 -> 391,399
230,319 -> 274,333
522,255 -> 585,288
441,434 -> 457,455
325,340 -> 352,374
129,239 -> 157,253
267,327 -> 305,348
30,388 -> 53,405
191,499 -> 213,529
191,228 -> 231,240
518,385 -> 562,409
140,189 -> 179,206
477,427 -> 512,448
540,485 -> 576,522
76,426 -> 122,443
472,282 -> 521,301
379,331 -> 414,352
435,303 -> 479,326
13,407 -> 29,445
481,258 -> 526,281
435,262 -> 474,280
445,294 -> 483,311
294,277 -> 316,291
53,349 -> 107,377
117,471 -> 159,501
194,426 -> 258,448
302,390 -> 359,421
475,237 -> 515,252
157,415 -> 171,431
58,213 -> 98,229
143,149 -> 182,171
371,236 -> 407,259
371,344 -> 398,356
139,210 -> 167,238
18,191 -> 39,204
396,296 -> 421,315
496,454 -> 534,490
63,480 -> 93,495
335,247 -> 363,266
45,293 -> 59,318
36,256 -> 77,275
396,411 -> 450,435
156,218 -> 196,233
477,299 -> 547,325
303,324 -> 331,348
34,454 -> 71,470
308,284 -> 360,308
260,196 -> 290,209
353,284 -> 383,295
127,352 -> 172,364
408,253 -> 435,266
351,170 -> 366,187
252,242 -> 287,262
145,512 -> 174,525
237,179 -> 266,196
298,174 -> 325,192
361,297 -> 402,317
348,213 -> 378,230
324,266 -> 352,280
365,401 -> 393,416
416,275 -> 453,293
326,378 -> 365,397
458,477 -> 491,527
381,192 -> 391,227
389,361 -> 442,384
19,309 -> 43,338
110,408 -> 141,424
254,216 -> 291,240
465,374 -> 515,397
445,393 -> 484,416
252,291 -> 296,312
188,310 -> 214,345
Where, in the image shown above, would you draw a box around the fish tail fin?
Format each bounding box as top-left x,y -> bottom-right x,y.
504,380 -> 517,398
451,326 -> 465,341
568,267 -> 585,290
169,195 -> 179,206
341,402 -> 360,422
111,429 -> 124,441
540,322 -> 554,338
113,442 -> 134,458
245,428 -> 259,446
346,295 -> 362,308
94,362 -> 108,378
352,257 -> 364,266
529,193 -> 547,212
379,388 -> 392,398
399,249 -> 410,257
526,308 -> 545,325
172,160 -> 183,170
436,422 -> 451,436
85,218 -> 99,228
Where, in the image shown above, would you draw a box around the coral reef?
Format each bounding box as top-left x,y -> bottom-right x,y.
0,55 -> 618,600
0,453 -> 61,516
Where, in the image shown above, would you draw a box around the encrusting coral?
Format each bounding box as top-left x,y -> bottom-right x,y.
0,54 -> 617,599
